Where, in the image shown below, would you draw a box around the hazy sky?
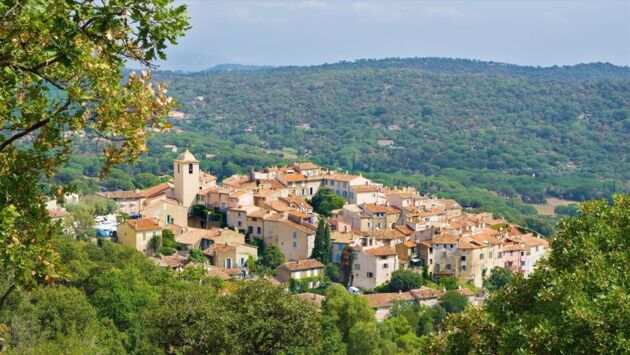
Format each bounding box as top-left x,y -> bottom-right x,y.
155,0 -> 630,71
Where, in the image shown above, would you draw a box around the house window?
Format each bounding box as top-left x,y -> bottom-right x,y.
241,258 -> 245,266
238,221 -> 242,227
257,227 -> 262,234
167,215 -> 173,224
480,253 -> 484,260
248,226 -> 253,233
293,231 -> 297,238
383,263 -> 388,269
535,246 -> 539,252
498,252 -> 502,258
461,265 -> 467,271
460,256 -> 466,261
489,252 -> 493,259
352,253 -> 358,260
446,264 -> 451,270
367,272 -> 374,278
429,247 -> 433,253
225,258 -> 232,268
177,164 -> 180,173
189,163 -> 193,174
521,260 -> 526,266
442,252 -> 447,258
429,259 -> 433,265
292,241 -> 297,248
521,251 -> 525,257
354,264 -> 360,270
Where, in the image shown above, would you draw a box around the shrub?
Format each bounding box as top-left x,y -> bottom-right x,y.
440,291 -> 468,313
389,269 -> 423,292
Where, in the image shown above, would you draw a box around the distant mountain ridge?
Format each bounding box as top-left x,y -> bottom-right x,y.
185,57 -> 630,81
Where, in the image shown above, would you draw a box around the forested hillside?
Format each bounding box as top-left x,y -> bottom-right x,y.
152,59 -> 630,201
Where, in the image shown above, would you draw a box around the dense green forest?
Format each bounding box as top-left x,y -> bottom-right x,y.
1,195 -> 627,354
60,58 -> 630,235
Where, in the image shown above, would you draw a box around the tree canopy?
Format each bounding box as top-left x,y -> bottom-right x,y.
0,0 -> 189,303
312,219 -> 332,264
311,188 -> 346,217
432,194 -> 630,353
389,269 -> 424,292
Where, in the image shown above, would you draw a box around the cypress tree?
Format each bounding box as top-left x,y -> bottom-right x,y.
312,218 -> 331,264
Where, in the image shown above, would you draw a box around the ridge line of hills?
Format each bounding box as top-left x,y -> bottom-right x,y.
157,57 -> 630,81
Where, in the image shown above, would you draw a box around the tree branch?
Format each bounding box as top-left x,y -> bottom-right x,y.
0,99 -> 71,152
0,283 -> 15,310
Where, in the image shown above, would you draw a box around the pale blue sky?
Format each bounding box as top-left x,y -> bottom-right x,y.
155,0 -> 630,71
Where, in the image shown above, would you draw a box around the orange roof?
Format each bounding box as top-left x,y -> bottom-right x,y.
410,287 -> 441,300
247,208 -> 269,218
519,234 -> 550,249
403,240 -> 416,248
366,246 -> 397,257
281,219 -> 316,234
432,234 -> 459,244
325,173 -> 361,182
125,218 -> 161,232
351,185 -> 381,193
279,259 -> 324,271
204,243 -> 236,256
281,172 -> 307,182
199,171 -> 217,183
161,254 -> 187,268
257,179 -> 287,189
362,292 -> 414,308
142,182 -> 171,198
363,204 -> 399,214
293,162 -> 320,170
394,225 -> 415,236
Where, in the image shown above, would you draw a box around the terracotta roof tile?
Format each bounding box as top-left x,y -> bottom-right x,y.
279,259 -> 324,271
366,245 -> 397,257
325,173 -> 361,182
362,292 -> 414,309
351,185 -> 381,193
409,287 -> 441,300
125,218 -> 161,232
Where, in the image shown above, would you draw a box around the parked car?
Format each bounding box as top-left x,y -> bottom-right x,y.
348,286 -> 361,295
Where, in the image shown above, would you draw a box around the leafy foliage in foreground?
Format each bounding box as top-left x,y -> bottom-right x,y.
1,196 -> 628,353
0,0 -> 188,305
430,194 -> 630,354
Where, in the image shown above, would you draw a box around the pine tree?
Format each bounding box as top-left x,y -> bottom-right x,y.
311,218 -> 331,264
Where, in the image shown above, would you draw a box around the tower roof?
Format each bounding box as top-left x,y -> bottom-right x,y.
175,149 -> 199,163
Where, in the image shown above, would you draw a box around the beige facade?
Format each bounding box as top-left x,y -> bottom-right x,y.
277,259 -> 325,288
262,218 -> 316,261
420,231 -> 505,288
226,205 -> 259,231
350,241 -> 399,289
117,218 -> 162,254
205,242 -> 258,269
173,150 -> 200,208
141,199 -> 189,226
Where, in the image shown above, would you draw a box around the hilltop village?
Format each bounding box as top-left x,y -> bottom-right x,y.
79,150 -> 549,311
